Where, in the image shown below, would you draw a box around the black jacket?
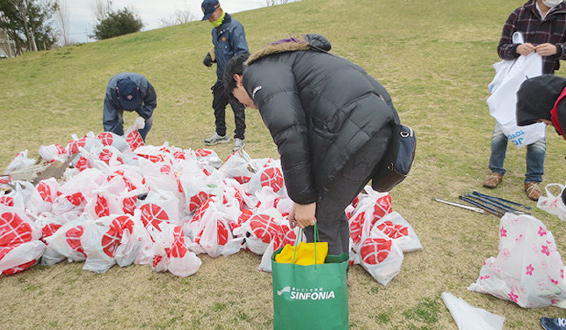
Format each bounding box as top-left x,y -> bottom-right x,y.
242,35 -> 399,204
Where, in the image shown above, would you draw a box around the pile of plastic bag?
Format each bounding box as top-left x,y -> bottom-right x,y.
1,126 -> 422,282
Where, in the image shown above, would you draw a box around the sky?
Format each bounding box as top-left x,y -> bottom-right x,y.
64,0 -> 273,43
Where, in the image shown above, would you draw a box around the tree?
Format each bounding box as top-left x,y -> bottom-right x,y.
266,0 -> 290,6
0,0 -> 58,54
92,6 -> 143,40
159,1 -> 196,27
53,0 -> 69,46
93,0 -> 111,22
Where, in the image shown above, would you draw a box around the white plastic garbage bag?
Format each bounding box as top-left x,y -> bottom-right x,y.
150,224 -> 201,277
441,292 -> 505,330
39,144 -> 68,163
468,213 -> 566,308
4,150 -> 37,174
487,49 -> 545,149
537,183 -> 566,221
0,204 -> 42,246
372,211 -> 423,253
41,216 -> 88,265
0,241 -> 46,275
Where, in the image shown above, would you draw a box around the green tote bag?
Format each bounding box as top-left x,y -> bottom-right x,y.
271,223 -> 349,330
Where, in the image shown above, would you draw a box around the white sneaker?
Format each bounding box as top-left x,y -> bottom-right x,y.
204,133 -> 230,146
233,138 -> 245,152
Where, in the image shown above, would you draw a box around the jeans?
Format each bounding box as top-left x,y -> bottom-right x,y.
303,127 -> 393,256
212,80 -> 246,140
488,123 -> 545,183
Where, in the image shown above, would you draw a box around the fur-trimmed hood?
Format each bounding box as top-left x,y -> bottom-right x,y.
246,34 -> 332,65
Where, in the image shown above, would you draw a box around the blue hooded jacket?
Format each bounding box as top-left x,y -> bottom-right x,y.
211,13 -> 249,79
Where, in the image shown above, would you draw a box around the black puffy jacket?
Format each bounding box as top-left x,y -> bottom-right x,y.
242,35 -> 399,204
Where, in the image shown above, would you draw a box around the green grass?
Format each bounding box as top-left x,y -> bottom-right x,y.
1,0 -> 566,329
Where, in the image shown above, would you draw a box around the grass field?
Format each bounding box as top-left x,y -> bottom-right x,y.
1,0 -> 566,328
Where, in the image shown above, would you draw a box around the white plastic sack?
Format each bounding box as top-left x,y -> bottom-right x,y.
537,183 -> 566,221
41,216 -> 88,265
218,150 -> 258,185
96,132 -> 130,152
4,150 -> 37,174
0,241 -> 46,275
0,204 -> 42,246
356,235 -> 404,285
39,144 -> 68,163
0,181 -> 34,209
25,178 -> 60,216
468,213 -> 566,308
80,217 -> 118,273
233,208 -> 284,255
372,211 -> 423,253
441,292 -> 505,330
150,224 -> 201,277
487,50 -> 545,149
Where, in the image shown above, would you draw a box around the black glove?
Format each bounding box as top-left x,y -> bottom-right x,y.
203,53 -> 213,67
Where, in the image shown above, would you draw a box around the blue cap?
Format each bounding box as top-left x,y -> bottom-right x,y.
201,0 -> 220,21
116,77 -> 142,110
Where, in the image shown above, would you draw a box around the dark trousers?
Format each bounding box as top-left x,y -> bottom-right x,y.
212,80 -> 246,140
303,127 -> 393,256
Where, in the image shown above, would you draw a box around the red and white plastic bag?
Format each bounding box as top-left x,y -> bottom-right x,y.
41,216 -> 88,265
150,224 -> 202,277
372,211 -> 423,253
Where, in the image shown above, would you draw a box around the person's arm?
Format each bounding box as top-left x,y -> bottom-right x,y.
497,10 -> 524,60
231,22 -> 249,56
103,88 -> 120,131
136,81 -> 157,120
244,62 -> 317,205
203,46 -> 216,67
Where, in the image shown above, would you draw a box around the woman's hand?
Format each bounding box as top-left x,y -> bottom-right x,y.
517,43 -> 536,56
535,43 -> 559,56
288,202 -> 316,229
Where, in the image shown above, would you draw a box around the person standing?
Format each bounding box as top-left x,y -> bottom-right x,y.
201,0 -> 249,152
482,0 -> 566,201
103,72 -> 156,142
223,34 -> 403,256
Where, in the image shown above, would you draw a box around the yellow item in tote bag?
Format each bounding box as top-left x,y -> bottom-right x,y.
274,223 -> 328,266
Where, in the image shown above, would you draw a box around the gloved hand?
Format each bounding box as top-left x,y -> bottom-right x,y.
203,53 -> 213,67
134,116 -> 145,130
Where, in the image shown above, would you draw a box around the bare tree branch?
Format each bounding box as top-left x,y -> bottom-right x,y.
54,0 -> 70,46
266,0 -> 290,6
159,1 -> 196,27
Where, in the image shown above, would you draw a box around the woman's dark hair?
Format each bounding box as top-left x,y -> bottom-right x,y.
223,52 -> 250,102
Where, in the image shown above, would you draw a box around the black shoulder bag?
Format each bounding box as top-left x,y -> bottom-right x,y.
371,123 -> 416,192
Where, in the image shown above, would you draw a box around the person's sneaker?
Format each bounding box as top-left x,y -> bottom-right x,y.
233,138 -> 245,152
525,182 -> 542,201
204,133 -> 229,146
541,317 -> 566,330
482,172 -> 503,189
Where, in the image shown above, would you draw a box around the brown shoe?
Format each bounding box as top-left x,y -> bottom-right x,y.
482,172 -> 503,189
525,182 -> 542,201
